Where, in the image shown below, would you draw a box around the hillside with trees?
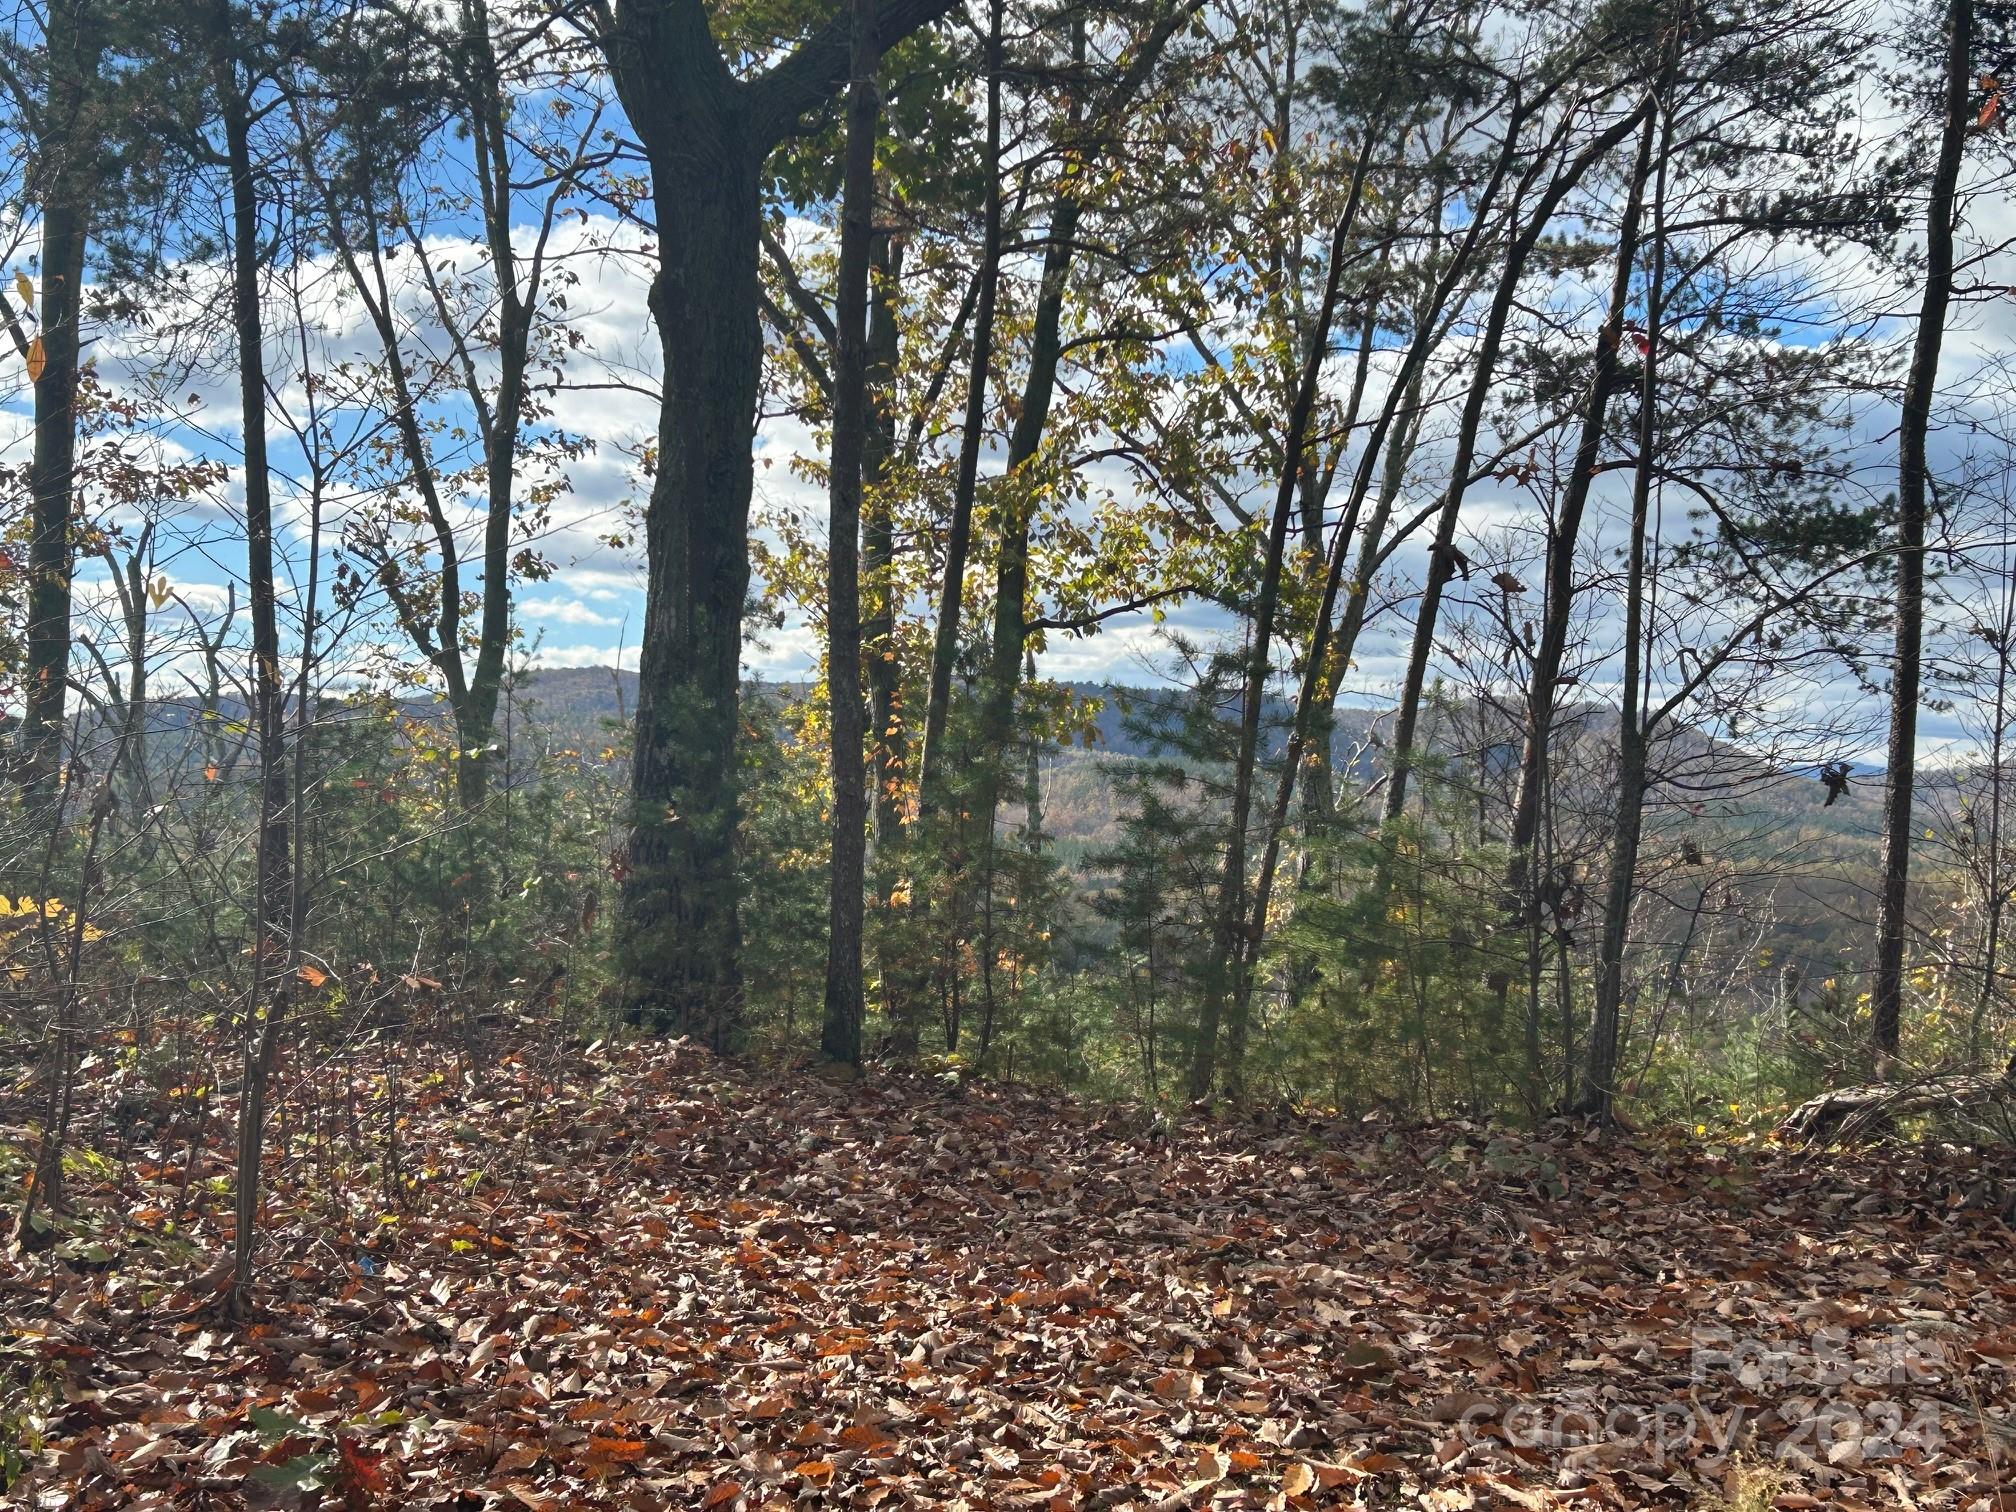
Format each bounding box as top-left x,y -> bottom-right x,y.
4,0 -> 2016,1504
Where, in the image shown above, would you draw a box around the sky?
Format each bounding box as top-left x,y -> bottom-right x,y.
2,3 -> 2012,768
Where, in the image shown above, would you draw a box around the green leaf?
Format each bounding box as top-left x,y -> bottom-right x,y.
249,1452 -> 333,1491
249,1405 -> 315,1444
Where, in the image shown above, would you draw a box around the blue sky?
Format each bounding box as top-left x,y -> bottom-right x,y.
2,26 -> 2011,772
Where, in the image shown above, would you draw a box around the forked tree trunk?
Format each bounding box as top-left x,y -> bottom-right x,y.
914,0 -> 1002,825
1580,94 -> 1671,1122
599,0 -> 956,1046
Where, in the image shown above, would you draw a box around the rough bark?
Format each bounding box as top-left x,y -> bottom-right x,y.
820,0 -> 879,1068
18,0 -> 102,804
599,0 -> 957,1045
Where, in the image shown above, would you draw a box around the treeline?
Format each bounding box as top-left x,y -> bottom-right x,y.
4,0 -> 2016,1293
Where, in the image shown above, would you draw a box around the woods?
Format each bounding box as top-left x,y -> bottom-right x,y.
6,0 -> 2016,1504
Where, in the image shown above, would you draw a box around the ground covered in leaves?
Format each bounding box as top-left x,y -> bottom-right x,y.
4,1036 -> 2015,1510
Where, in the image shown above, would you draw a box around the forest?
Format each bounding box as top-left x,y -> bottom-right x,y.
4,0 -> 2016,1505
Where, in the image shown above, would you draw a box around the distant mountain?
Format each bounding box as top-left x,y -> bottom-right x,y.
489,666 -> 1905,983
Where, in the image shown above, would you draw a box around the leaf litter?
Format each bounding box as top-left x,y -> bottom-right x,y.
4,1037 -> 2014,1509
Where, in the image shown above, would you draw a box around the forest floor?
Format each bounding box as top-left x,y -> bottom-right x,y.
3,1034 -> 2015,1511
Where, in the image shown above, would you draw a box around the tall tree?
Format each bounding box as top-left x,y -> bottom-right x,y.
972,0 -> 1199,815
1494,103 -> 1658,1016
204,0 -> 291,1299
862,227 -> 905,849
1580,92 -> 1669,1120
590,0 -> 958,1047
1380,83 -> 1656,825
1872,0 -> 1973,1060
821,0 -> 881,1068
1188,159 -> 1372,1102
305,0 -> 596,808
8,0 -> 107,803
914,0 -> 1003,825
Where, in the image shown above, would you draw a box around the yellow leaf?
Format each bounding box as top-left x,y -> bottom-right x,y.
25,335 -> 45,383
12,270 -> 30,310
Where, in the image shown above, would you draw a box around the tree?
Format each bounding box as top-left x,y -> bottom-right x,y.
307,0 -> 600,808
5,0 -> 108,803
1495,102 -> 1657,1018
1873,0 -> 1974,1061
589,0 -> 960,1047
913,0 -> 1002,830
820,0 -> 881,1068
202,0 -> 292,1299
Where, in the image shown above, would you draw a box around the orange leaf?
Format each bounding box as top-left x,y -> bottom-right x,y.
296,963 -> 328,988
795,1460 -> 835,1485
25,335 -> 44,383
703,1482 -> 741,1509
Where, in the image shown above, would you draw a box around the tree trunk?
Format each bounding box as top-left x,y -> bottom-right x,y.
456,0 -> 534,808
1580,96 -> 1672,1123
211,0 -> 292,1301
1874,0 -> 1972,1059
620,142 -> 764,1048
600,0 -> 957,1047
1219,109 -> 1528,1049
18,0 -> 101,804
1382,96 -> 1653,825
863,228 -> 904,847
820,0 -> 879,1068
971,1 -> 1195,812
1496,107 -> 1658,999
1190,157 -> 1370,1102
914,0 -> 1001,826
